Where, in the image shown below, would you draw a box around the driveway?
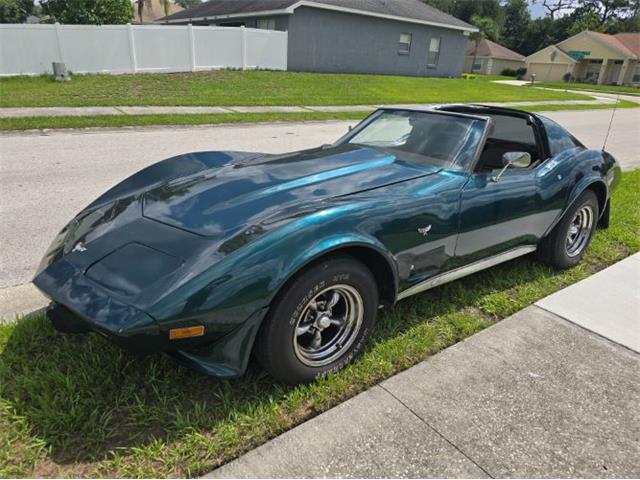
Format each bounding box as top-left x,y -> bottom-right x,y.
1,108 -> 639,292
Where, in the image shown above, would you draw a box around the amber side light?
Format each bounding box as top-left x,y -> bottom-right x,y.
169,325 -> 205,340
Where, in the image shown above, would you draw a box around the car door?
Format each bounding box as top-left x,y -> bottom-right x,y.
455,112 -> 555,264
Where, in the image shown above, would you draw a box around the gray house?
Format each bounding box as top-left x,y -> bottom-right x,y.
160,0 -> 476,77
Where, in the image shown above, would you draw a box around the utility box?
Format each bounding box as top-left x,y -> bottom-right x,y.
52,62 -> 70,81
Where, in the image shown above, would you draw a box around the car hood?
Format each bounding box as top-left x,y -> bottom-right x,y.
141,144 -> 435,237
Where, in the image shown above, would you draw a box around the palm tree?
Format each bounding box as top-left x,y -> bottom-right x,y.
136,0 -> 171,23
469,30 -> 485,73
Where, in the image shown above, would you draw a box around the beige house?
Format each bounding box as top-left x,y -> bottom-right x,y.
524,30 -> 640,86
133,0 -> 183,23
463,38 -> 524,75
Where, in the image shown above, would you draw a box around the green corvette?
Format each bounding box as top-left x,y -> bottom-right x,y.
34,105 -> 621,384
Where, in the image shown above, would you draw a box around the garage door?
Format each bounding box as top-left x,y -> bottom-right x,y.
527,62 -> 571,82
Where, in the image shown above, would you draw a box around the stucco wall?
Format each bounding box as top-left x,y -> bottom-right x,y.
286,6 -> 467,77
489,58 -> 525,75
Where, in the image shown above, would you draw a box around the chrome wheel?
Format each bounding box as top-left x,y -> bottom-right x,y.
293,285 -> 364,367
566,205 -> 594,257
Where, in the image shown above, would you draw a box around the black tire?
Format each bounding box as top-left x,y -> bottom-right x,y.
538,190 -> 599,270
254,255 -> 378,385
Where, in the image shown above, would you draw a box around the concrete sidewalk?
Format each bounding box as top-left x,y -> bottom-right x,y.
0,97 -> 621,119
207,253 -> 640,478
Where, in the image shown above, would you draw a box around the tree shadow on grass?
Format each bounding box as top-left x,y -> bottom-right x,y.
0,256 -> 556,471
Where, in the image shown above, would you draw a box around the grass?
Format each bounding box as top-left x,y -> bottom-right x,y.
0,100 -> 636,131
537,82 -> 640,96
0,71 -> 587,108
1,169 -> 639,478
0,111 -> 367,131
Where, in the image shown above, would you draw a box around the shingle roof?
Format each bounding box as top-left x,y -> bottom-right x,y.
160,0 -> 475,31
589,31 -> 637,58
465,38 -> 524,61
613,32 -> 640,58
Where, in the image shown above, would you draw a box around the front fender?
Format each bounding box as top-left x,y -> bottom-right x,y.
147,200 -> 397,323
86,150 -> 264,211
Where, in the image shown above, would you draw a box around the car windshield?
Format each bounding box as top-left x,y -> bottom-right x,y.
339,110 -> 486,169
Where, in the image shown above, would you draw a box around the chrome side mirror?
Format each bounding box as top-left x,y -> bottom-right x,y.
492,151 -> 531,182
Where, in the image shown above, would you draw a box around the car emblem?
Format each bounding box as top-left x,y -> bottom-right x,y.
417,225 -> 432,236
72,242 -> 87,253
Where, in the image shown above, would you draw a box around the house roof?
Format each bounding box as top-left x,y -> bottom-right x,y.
465,38 -> 524,61
613,32 -> 640,58
588,31 -> 637,58
133,0 -> 183,23
159,0 -> 476,32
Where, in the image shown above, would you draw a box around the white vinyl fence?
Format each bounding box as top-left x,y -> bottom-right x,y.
0,23 -> 288,76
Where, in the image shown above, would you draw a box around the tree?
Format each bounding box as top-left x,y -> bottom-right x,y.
502,0 -> 531,53
0,0 -> 20,22
422,0 -> 503,24
470,14 -> 500,41
0,0 -> 33,22
581,0 -> 638,25
41,0 -> 132,24
536,0 -> 577,20
135,0 -> 172,23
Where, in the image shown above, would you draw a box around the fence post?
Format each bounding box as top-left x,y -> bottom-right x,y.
240,25 -> 247,70
127,23 -> 138,73
54,22 -> 64,64
188,24 -> 196,72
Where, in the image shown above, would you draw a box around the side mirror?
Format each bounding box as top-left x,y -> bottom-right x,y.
492,151 -> 531,182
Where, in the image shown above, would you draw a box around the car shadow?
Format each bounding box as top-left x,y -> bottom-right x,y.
1,256 -> 551,467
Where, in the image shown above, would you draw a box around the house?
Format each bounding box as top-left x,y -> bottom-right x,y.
463,38 -> 524,75
524,30 -> 640,86
158,0 -> 477,77
133,0 -> 183,23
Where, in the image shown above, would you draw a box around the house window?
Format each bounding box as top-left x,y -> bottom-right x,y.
398,33 -> 412,54
472,58 -> 482,72
256,18 -> 276,30
633,65 -> 640,83
427,37 -> 441,67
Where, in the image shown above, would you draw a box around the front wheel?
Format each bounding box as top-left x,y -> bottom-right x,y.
254,256 -> 378,385
538,190 -> 599,270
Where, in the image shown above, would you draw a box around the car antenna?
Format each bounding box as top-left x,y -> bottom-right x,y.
602,94 -> 620,152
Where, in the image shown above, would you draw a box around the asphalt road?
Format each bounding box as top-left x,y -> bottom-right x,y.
1,108 -> 639,289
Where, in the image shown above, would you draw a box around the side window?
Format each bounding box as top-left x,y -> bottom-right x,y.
398,33 -> 412,54
488,115 -> 536,145
427,37 -> 441,67
541,117 -> 583,156
256,18 -> 276,30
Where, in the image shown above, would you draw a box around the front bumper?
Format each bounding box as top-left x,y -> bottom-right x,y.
35,258 -> 163,352
35,259 -> 268,377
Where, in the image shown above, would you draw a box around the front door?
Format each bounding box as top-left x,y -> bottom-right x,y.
456,168 -> 541,264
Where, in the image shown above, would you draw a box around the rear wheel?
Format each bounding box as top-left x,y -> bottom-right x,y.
538,190 -> 599,270
254,256 -> 378,385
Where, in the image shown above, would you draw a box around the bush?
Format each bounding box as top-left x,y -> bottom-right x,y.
516,67 -> 527,79
461,73 -> 477,80
501,68 -> 517,77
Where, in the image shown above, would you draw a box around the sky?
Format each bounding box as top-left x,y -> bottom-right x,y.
529,2 -> 547,19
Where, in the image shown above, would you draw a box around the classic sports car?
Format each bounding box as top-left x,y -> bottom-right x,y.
34,105 -> 620,384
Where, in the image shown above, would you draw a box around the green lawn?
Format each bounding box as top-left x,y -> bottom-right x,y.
1,100 -> 636,131
2,170 -> 638,478
537,82 -> 640,96
0,71 -> 586,108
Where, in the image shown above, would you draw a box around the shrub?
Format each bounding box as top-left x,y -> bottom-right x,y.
461,73 -> 477,80
501,68 -> 517,77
